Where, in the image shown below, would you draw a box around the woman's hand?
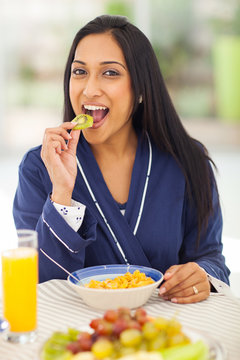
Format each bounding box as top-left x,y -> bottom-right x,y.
41,122 -> 81,205
158,262 -> 210,304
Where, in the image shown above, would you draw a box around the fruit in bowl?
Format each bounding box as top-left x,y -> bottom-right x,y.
40,307 -> 209,360
67,265 -> 163,310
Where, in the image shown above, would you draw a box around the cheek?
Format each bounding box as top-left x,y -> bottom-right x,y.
113,83 -> 134,111
69,80 -> 80,111
69,80 -> 75,101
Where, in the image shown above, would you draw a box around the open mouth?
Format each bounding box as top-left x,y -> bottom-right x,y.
82,105 -> 109,123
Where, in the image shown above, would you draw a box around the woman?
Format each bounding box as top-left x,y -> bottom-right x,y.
13,15 -> 230,303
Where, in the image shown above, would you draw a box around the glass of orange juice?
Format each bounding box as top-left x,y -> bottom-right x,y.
1,229 -> 38,343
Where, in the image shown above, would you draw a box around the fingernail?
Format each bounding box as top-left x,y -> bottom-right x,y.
159,287 -> 166,295
171,298 -> 178,303
164,272 -> 172,279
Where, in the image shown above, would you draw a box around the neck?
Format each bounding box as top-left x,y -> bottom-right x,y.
90,127 -> 138,162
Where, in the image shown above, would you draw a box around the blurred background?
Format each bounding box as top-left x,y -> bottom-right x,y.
0,0 -> 240,295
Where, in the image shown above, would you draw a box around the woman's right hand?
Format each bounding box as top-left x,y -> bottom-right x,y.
41,122 -> 81,205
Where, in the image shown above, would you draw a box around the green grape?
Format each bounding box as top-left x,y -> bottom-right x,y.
166,319 -> 182,336
142,321 -> 158,340
167,333 -> 190,347
118,346 -> 136,357
138,340 -> 148,351
67,328 -> 80,341
41,337 -> 72,360
148,333 -> 167,351
91,338 -> 114,359
120,329 -> 142,347
153,317 -> 168,331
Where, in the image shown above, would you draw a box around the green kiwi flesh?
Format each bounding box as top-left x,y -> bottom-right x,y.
71,114 -> 93,130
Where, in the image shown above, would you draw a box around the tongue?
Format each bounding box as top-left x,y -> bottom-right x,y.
91,109 -> 108,122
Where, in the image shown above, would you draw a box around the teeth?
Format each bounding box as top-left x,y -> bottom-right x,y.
84,105 -> 107,111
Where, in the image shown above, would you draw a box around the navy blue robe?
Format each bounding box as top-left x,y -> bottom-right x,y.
13,132 -> 230,283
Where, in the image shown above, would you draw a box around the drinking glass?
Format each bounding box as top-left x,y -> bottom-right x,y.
1,229 -> 38,343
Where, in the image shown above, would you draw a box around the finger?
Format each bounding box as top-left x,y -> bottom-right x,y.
159,263 -> 196,296
170,285 -> 210,304
44,128 -> 72,143
41,137 -> 67,166
165,280 -> 210,299
47,134 -> 69,152
67,129 -> 81,154
164,268 -> 208,297
163,265 -> 179,280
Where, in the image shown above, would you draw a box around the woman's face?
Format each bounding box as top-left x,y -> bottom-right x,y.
69,32 -> 134,145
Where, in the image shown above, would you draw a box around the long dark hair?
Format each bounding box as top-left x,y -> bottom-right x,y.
63,15 -> 218,243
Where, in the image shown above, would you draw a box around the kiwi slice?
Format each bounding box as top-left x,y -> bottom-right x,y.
71,114 -> 93,130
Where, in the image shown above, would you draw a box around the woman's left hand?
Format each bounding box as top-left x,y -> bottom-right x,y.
158,262 -> 210,304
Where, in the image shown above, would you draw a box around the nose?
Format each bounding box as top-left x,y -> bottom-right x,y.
83,75 -> 102,99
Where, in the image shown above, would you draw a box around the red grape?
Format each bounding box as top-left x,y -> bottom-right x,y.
66,341 -> 82,354
104,309 -> 119,323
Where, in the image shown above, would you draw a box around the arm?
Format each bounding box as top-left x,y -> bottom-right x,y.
13,124 -> 98,283
180,179 -> 230,284
158,168 -> 230,303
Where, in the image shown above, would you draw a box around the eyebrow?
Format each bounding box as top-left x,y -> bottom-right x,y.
72,60 -> 126,70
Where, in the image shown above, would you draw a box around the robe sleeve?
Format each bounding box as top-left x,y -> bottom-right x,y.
179,170 -> 230,285
13,148 -> 97,283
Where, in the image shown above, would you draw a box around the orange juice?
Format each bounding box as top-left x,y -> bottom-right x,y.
2,247 -> 38,332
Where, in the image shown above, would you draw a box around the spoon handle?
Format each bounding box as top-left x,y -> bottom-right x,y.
40,248 -> 82,285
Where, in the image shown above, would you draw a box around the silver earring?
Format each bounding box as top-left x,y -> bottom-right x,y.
139,95 -> 143,104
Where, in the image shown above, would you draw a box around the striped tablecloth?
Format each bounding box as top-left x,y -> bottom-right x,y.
0,279 -> 240,360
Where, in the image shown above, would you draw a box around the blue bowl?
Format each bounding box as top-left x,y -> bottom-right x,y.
68,264 -> 163,310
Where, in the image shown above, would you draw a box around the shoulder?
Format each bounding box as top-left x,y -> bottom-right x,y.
150,139 -> 183,174
19,145 -> 44,174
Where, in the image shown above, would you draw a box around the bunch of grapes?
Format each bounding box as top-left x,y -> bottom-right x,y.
66,308 -> 190,359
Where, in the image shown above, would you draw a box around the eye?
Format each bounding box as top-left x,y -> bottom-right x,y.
72,68 -> 86,76
103,69 -> 120,77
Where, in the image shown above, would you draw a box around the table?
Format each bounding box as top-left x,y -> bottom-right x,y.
0,279 -> 240,360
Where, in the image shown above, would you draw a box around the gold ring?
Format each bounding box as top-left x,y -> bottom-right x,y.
193,285 -> 198,295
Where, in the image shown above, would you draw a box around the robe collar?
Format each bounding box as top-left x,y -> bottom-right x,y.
75,131 -> 152,267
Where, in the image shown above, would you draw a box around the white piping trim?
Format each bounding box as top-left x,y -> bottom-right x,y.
42,214 -> 78,253
40,248 -> 82,284
76,132 -> 152,262
76,157 -> 129,265
133,133 -> 152,235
